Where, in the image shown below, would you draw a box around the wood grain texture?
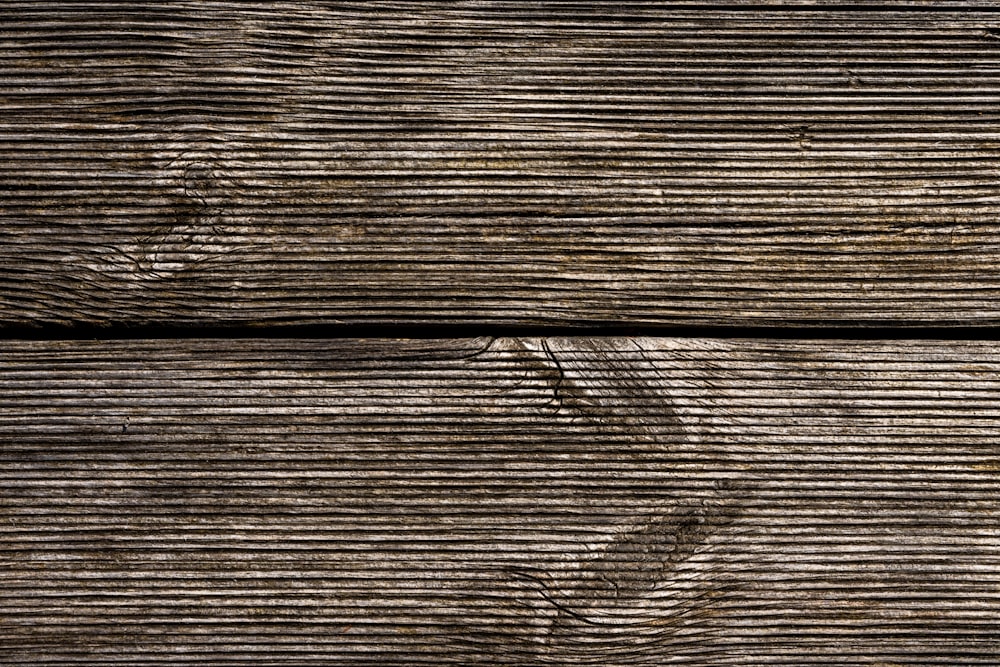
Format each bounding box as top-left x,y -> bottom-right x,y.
2,336 -> 999,664
7,2 -> 1000,327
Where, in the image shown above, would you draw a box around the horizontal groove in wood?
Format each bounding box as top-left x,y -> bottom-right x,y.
1,336 -> 999,664
6,4 -> 1000,326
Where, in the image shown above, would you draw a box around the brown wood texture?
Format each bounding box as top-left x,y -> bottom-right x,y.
6,2 -> 1000,327
2,337 -> 999,664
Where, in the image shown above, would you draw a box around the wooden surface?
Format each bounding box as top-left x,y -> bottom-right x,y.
6,2 -> 1000,664
2,337 -> 1000,664
7,3 -> 1000,326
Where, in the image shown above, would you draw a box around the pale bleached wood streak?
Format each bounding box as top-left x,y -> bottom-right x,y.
7,3 -> 1000,326
1,336 -> 998,664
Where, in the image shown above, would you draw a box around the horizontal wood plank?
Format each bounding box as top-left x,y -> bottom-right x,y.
6,3 -> 1000,327
1,336 -> 999,664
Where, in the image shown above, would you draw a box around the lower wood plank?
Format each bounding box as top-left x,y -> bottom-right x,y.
1,337 -> 999,664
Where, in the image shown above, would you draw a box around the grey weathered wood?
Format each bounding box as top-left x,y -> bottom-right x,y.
2,336 -> 999,664
7,3 -> 1000,326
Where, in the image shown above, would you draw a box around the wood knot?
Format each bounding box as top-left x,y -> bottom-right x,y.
102,153 -> 240,282
577,499 -> 740,604
502,486 -> 750,662
182,160 -> 222,208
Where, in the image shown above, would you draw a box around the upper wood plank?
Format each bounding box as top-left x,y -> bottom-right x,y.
6,2 -> 1000,327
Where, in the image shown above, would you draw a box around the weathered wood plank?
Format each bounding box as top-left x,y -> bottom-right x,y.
5,3 -> 1000,326
1,336 -> 998,664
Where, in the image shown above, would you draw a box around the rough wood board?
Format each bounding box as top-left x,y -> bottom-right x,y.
6,3 -> 1000,326
1,336 -> 999,664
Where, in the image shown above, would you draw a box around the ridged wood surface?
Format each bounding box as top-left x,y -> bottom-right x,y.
7,3 -> 1000,326
2,337 -> 999,664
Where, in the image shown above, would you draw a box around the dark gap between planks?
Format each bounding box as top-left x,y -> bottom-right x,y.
4,323 -> 1000,341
